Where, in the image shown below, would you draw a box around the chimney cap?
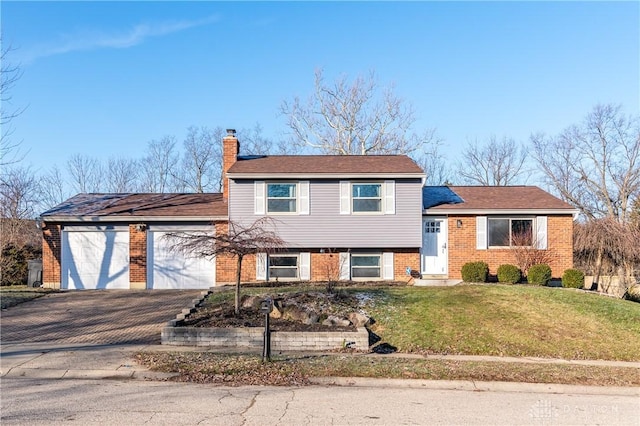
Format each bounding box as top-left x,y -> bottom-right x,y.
226,129 -> 236,137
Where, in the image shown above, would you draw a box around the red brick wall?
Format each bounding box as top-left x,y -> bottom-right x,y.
129,224 -> 147,287
394,250 -> 420,282
447,215 -> 574,279
42,223 -> 61,288
222,133 -> 238,202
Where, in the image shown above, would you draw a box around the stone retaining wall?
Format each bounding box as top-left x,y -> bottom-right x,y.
161,325 -> 370,351
161,289 -> 370,351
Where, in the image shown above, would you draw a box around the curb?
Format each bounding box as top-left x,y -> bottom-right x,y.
309,377 -> 640,396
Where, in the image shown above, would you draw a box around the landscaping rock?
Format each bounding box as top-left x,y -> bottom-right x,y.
282,305 -> 319,324
269,305 -> 283,319
322,315 -> 351,327
241,295 -> 263,309
348,312 -> 371,327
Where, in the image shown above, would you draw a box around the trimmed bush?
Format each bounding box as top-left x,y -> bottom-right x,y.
497,264 -> 522,284
527,264 -> 552,286
461,261 -> 489,283
562,269 -> 584,289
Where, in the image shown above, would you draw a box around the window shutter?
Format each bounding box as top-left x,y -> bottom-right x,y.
339,181 -> 350,214
382,252 -> 394,280
384,180 -> 395,214
299,181 -> 310,215
476,216 -> 487,250
299,252 -> 311,280
339,252 -> 350,280
535,216 -> 548,249
254,181 -> 265,215
256,252 -> 267,281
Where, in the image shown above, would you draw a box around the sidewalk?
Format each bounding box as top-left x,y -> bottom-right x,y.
1,342 -> 638,396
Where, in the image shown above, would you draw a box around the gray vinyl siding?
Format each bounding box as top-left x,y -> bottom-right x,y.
229,179 -> 422,248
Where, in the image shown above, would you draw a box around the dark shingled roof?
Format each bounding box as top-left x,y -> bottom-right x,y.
425,186 -> 575,211
227,155 -> 424,175
41,193 -> 227,219
422,186 -> 464,209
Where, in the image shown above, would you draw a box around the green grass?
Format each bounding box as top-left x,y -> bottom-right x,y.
362,284 -> 640,361
0,286 -> 58,309
211,283 -> 640,361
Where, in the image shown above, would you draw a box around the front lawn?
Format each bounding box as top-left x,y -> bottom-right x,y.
364,284 -> 640,361
0,286 -> 58,309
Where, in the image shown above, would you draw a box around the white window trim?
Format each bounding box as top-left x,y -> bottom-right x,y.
267,253 -> 299,281
350,253 -> 383,281
258,181 -> 308,216
481,216 -> 545,249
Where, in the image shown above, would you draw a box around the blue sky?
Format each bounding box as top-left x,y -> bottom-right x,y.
3,1 -> 639,175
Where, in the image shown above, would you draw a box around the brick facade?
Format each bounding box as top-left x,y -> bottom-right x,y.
446,214 -> 574,279
42,223 -> 61,288
129,224 -> 147,289
222,130 -> 239,202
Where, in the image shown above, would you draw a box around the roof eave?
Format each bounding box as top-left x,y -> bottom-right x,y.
41,215 -> 229,223
227,172 -> 426,179
423,208 -> 580,216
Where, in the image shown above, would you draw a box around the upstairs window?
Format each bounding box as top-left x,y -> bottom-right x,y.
267,183 -> 296,213
488,218 -> 533,247
352,183 -> 382,213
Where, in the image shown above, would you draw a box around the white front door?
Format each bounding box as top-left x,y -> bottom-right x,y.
421,217 -> 448,275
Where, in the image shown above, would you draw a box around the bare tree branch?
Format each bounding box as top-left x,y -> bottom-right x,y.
531,104 -> 640,222
457,136 -> 528,186
166,217 -> 286,314
1,42 -> 27,166
281,69 -> 437,156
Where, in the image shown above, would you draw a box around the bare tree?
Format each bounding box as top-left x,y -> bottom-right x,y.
281,69 -> 437,156
39,165 -> 71,211
456,136 -> 528,186
105,156 -> 139,193
139,136 -> 179,193
177,126 -> 223,193
1,43 -> 26,165
531,104 -> 640,222
166,218 -> 286,315
0,166 -> 41,248
418,137 -> 453,185
574,217 -> 640,295
67,154 -> 104,193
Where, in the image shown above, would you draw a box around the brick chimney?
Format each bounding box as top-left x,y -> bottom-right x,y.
222,129 -> 239,202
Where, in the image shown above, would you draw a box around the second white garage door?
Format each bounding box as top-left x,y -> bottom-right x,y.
147,226 -> 215,289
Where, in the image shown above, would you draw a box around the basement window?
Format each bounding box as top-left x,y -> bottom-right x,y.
268,255 -> 298,279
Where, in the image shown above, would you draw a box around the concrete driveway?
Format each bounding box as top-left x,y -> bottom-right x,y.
0,290 -> 202,345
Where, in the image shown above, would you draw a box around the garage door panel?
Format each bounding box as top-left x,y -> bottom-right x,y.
147,230 -> 215,289
63,230 -> 130,290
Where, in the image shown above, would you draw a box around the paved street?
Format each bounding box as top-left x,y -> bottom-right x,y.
0,290 -> 202,344
2,378 -> 638,425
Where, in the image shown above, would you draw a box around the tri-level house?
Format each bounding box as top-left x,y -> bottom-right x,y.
219,130 -> 424,283
39,129 -> 577,290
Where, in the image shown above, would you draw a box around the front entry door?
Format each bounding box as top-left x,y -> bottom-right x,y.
422,217 -> 448,275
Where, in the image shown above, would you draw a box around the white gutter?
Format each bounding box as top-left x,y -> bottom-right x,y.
228,173 -> 425,179
41,215 -> 228,223
424,208 -> 580,216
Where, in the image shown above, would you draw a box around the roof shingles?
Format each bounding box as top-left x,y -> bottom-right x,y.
427,186 -> 575,211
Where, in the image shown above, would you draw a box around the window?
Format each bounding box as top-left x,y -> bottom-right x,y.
488,218 -> 533,247
351,254 -> 381,279
267,183 -> 296,213
268,255 -> 298,279
352,183 -> 382,213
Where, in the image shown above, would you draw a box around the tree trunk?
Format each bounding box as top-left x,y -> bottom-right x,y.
234,255 -> 243,315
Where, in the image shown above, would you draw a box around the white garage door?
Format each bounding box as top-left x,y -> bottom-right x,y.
62,226 -> 130,290
147,226 -> 215,289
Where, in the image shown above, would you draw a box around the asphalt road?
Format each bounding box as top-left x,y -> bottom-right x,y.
2,378 -> 638,425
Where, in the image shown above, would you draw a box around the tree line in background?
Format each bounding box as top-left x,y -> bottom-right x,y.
1,49 -> 638,290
